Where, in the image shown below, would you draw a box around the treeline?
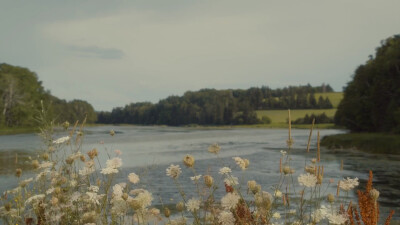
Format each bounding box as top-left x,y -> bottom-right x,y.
292,113 -> 333,124
97,84 -> 334,126
334,35 -> 400,133
0,63 -> 97,128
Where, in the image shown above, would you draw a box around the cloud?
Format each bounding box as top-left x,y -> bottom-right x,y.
69,45 -> 124,59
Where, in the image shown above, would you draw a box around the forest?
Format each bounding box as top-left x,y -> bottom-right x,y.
97,84 -> 334,126
0,63 -> 97,128
334,35 -> 400,133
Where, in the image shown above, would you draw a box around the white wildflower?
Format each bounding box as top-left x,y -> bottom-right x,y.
88,185 -> 99,193
280,150 -> 287,156
274,190 -> 282,198
106,157 -> 123,169
25,194 -> 45,205
185,198 -> 200,212
327,213 -> 348,225
46,188 -> 54,195
79,166 -> 95,176
53,136 -> 70,144
135,190 -> 153,209
224,176 -> 239,186
339,177 -> 359,191
218,211 -> 235,225
219,167 -> 232,175
190,175 -> 202,181
311,205 -> 328,223
221,192 -> 240,210
100,167 -> 118,175
298,173 -> 317,188
86,192 -> 103,205
166,164 -> 182,179
128,173 -> 140,184
272,212 -> 281,219
232,157 -> 246,170
113,184 -> 124,198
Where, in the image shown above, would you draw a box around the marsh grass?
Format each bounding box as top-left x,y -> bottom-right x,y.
0,109 -> 394,225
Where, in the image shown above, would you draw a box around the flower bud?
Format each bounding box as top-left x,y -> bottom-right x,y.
283,166 -> 294,175
164,207 -> 171,218
110,130 -> 115,136
42,153 -> 49,161
32,160 -> 39,169
80,155 -> 86,162
327,193 -> 335,203
243,159 -> 250,169
122,193 -> 129,201
183,155 -> 195,168
176,201 -> 185,212
204,175 -> 213,188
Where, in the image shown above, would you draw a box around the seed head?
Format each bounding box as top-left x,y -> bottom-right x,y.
176,201 -> 185,212
327,193 -> 335,203
204,175 -> 214,188
32,160 -> 39,169
183,155 -> 195,168
370,188 -> 380,201
41,153 -> 49,161
164,207 -> 171,218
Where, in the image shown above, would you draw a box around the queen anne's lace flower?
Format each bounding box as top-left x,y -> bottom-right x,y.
221,192 -> 240,210
326,213 -> 348,225
218,211 -> 235,225
339,177 -> 359,191
232,157 -> 247,170
53,136 -> 70,144
128,173 -> 140,184
272,212 -> 281,219
166,164 -> 182,179
224,176 -> 239,186
100,167 -> 118,175
106,157 -> 122,169
219,167 -> 232,175
190,175 -> 202,181
298,173 -> 317,187
185,198 -> 200,212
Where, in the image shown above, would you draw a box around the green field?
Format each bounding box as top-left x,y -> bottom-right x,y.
315,92 -> 343,108
256,109 -> 337,124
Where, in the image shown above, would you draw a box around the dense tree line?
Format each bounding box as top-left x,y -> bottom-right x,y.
98,84 -> 334,126
0,63 -> 97,128
334,35 -> 400,133
292,113 -> 333,124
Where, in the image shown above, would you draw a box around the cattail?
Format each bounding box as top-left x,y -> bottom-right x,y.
183,155 -> 195,168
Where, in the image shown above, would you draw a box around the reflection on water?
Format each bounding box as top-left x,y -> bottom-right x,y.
0,126 -> 398,219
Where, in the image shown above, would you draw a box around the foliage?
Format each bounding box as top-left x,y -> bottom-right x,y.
98,85 -> 335,126
0,63 -> 97,128
321,133 -> 400,154
334,35 -> 400,133
256,109 -> 337,124
292,113 -> 333,124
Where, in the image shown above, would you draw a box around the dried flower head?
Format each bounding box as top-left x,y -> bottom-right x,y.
370,188 -> 380,201
219,211 -> 235,225
176,201 -> 185,212
208,143 -> 221,154
183,154 -> 195,167
128,173 -> 140,184
87,148 -> 98,159
221,192 -> 240,210
204,175 -> 214,188
185,198 -> 200,212
15,168 -> 22,177
219,167 -> 232,175
166,164 -> 182,179
339,177 -> 359,191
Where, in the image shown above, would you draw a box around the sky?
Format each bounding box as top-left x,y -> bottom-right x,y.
1,1 -> 400,111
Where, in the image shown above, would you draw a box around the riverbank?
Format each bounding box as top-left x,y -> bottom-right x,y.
321,132 -> 400,154
0,127 -> 38,135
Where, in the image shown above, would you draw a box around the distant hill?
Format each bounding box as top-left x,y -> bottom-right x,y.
0,63 -> 97,128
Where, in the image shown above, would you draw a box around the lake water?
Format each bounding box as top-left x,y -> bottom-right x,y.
0,126 -> 399,220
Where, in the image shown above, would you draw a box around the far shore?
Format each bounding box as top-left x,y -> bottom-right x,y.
0,123 -> 340,135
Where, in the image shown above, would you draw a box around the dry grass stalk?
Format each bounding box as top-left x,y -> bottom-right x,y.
317,131 -> 320,162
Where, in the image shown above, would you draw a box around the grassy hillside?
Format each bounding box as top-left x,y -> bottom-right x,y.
256,109 -> 337,124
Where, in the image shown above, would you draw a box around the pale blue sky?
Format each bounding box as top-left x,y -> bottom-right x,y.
1,1 -> 399,111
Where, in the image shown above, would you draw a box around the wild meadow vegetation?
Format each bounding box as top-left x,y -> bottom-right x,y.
0,110 -> 395,225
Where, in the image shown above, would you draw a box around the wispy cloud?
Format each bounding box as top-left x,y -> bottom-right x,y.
69,45 -> 124,59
